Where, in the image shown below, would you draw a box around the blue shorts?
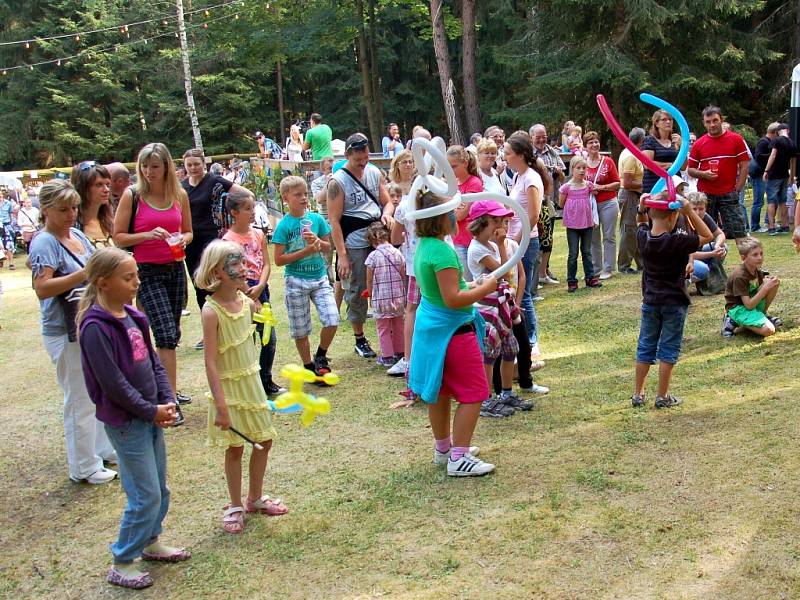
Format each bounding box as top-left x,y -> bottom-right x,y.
636,303 -> 688,365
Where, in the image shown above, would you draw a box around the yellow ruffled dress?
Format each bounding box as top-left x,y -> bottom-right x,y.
206,291 -> 276,448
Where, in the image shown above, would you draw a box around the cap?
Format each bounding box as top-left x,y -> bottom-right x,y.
671,174 -> 687,189
778,123 -> 790,132
345,133 -> 370,152
468,200 -> 514,220
255,131 -> 263,137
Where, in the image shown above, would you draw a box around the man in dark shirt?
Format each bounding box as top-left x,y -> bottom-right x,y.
763,124 -> 797,234
749,123 -> 779,232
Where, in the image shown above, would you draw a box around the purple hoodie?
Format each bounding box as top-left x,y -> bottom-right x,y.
79,304 -> 173,427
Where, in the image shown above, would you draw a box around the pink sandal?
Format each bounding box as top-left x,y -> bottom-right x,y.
107,567 -> 153,589
245,495 -> 288,516
222,506 -> 245,534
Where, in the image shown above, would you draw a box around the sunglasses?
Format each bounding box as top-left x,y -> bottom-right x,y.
79,160 -> 98,171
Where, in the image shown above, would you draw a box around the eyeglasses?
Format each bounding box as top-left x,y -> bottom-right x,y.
79,160 -> 97,171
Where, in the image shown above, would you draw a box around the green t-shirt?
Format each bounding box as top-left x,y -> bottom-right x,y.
413,237 -> 471,312
305,124 -> 333,160
272,211 -> 331,280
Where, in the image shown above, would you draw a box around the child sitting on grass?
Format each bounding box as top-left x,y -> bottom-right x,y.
272,176 -> 339,378
721,237 -> 781,338
632,191 -> 712,409
364,222 -> 406,368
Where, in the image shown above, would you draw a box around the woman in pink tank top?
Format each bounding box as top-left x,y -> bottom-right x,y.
113,143 -> 193,414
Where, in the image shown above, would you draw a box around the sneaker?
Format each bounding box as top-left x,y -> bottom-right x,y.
181,309 -> 191,317
537,283 -> 543,290
585,277 -> 602,288
313,355 -> 333,386
631,393 -> 646,408
654,394 -> 683,409
447,452 -> 495,477
264,381 -> 287,395
621,267 -> 639,275
194,339 -> 204,350
567,281 -> 578,293
541,275 -> 559,285
176,392 -> 192,405
779,226 -> 790,233
434,445 -> 480,466
598,270 -> 612,280
768,228 -> 777,236
721,314 -> 736,338
756,226 -> 770,233
480,396 -> 515,417
546,270 -> 559,283
354,337 -> 377,358
519,383 -> 549,395
499,391 -> 534,411
387,357 -> 409,377
71,467 -> 118,485
767,315 -> 783,328
173,404 -> 185,426
533,295 -> 544,302
376,356 -> 397,367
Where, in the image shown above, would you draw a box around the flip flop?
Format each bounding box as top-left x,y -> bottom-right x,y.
107,567 -> 153,590
245,495 -> 288,516
223,506 -> 245,534
141,548 -> 192,563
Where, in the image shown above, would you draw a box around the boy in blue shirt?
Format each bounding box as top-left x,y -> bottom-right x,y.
632,191 -> 712,408
272,176 -> 339,378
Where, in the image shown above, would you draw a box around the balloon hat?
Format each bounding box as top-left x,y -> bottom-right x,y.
400,136 -> 531,279
596,93 -> 690,211
270,364 -> 338,427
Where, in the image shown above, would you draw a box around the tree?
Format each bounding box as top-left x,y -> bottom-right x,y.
461,0 -> 480,136
429,0 -> 463,145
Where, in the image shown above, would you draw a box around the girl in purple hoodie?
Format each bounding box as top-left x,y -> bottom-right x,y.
78,247 -> 190,590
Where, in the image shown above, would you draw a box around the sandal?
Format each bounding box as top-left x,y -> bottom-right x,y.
141,548 -> 192,563
246,495 -> 288,516
107,567 -> 154,590
222,505 -> 245,534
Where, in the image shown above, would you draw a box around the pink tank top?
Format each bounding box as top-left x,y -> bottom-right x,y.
132,198 -> 183,264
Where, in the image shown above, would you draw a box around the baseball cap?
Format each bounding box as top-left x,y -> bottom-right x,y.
671,174 -> 687,190
778,123 -> 790,132
345,133 -> 370,152
255,131 -> 263,137
468,200 -> 514,220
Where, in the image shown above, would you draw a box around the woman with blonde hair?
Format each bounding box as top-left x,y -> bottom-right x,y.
388,149 -> 416,195
114,143 -> 193,418
29,179 -> 117,484
641,109 -> 682,194
285,124 -> 305,162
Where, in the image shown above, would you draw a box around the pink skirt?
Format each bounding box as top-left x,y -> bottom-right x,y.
438,331 -> 489,404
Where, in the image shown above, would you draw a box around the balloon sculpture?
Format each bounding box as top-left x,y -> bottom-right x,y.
270,364 -> 338,427
401,137 -> 531,279
596,92 -> 689,211
252,302 -> 275,345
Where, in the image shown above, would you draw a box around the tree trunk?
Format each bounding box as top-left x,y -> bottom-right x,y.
176,0 -> 203,150
461,0 -> 480,136
356,0 -> 381,148
276,58 -> 285,145
429,0 -> 463,145
368,0 -> 384,137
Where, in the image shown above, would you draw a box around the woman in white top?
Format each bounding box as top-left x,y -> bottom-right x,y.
285,124 -> 305,162
476,138 -> 507,195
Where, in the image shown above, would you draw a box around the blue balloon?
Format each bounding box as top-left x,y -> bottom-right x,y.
639,93 -> 690,202
267,399 -> 303,414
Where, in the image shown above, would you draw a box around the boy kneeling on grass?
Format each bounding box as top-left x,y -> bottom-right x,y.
632,191 -> 712,409
721,237 -> 782,338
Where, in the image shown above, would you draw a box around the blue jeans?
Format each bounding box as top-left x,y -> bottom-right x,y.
519,236 -> 540,346
105,419 -> 170,564
751,176 -> 766,230
692,260 -> 710,281
636,303 -> 688,365
566,227 -> 594,284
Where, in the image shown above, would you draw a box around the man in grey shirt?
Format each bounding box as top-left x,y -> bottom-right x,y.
327,133 -> 395,358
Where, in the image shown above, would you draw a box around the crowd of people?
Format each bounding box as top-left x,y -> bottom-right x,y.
6,104 -> 800,590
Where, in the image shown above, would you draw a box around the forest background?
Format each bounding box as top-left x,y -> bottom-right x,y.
1,0 -> 799,169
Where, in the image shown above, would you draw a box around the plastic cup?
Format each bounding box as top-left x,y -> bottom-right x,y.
166,233 -> 185,261
300,218 -> 313,234
709,159 -> 719,174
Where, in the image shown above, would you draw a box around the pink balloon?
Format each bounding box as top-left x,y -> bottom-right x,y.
596,94 -> 676,209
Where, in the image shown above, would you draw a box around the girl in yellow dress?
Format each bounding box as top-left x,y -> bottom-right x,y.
196,240 -> 287,534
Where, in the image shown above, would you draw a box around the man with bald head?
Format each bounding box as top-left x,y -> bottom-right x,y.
105,162 -> 131,214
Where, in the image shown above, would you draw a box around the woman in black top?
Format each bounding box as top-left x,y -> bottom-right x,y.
641,110 -> 683,194
181,148 -> 248,316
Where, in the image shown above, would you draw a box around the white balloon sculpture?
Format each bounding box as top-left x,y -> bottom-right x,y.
401,137 -> 531,280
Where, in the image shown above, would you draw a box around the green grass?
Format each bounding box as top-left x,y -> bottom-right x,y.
2,228 -> 800,599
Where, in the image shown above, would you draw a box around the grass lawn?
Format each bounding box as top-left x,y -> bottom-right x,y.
1,227 -> 800,599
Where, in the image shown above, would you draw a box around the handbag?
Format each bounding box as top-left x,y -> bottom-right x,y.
589,157 -> 603,227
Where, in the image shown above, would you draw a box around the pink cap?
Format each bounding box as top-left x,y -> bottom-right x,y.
468,200 -> 514,220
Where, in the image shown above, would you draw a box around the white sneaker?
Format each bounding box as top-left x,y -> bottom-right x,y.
447,452 -> 495,477
520,383 -> 549,394
541,275 -> 558,285
71,467 -> 118,485
386,357 -> 409,377
598,271 -> 612,280
434,445 -> 479,466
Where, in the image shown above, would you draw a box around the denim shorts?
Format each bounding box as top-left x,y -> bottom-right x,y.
635,303 -> 688,365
